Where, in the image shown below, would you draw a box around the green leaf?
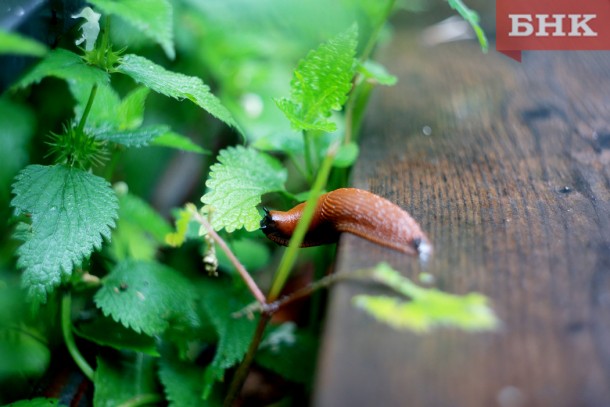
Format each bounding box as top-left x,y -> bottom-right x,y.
199,278 -> 258,399
94,260 -> 199,336
447,0 -> 488,52
93,354 -> 157,407
332,142 -> 359,168
90,0 -> 175,59
94,125 -> 170,147
75,316 -> 160,356
0,30 -> 48,57
118,87 -> 151,130
276,25 -> 358,131
116,191 -> 172,243
151,132 -> 208,154
255,323 -> 318,385
201,146 -> 287,232
0,99 -> 34,197
0,326 -> 50,380
159,358 -> 221,407
358,60 -> 397,86
353,263 -> 499,332
117,54 -> 241,134
13,49 -> 109,90
251,131 -> 304,155
2,399 -> 59,407
11,165 -> 118,303
109,191 -> 172,261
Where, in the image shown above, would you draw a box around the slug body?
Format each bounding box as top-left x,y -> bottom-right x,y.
261,188 -> 432,259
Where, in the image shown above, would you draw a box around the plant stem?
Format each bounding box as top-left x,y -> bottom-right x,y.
190,208 -> 266,305
267,142 -> 338,302
343,76 -> 362,145
223,313 -> 271,407
100,16 -> 111,61
61,292 -> 94,381
345,80 -> 375,145
345,0 -> 396,145
359,0 -> 397,64
302,130 -> 315,183
77,84 -> 98,135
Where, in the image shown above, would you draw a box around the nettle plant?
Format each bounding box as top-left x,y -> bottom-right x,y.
1,0 -> 496,405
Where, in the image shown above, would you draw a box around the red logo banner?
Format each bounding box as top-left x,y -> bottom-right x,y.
496,0 -> 610,61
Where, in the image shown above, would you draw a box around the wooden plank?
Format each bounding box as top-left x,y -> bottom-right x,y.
314,31 -> 610,407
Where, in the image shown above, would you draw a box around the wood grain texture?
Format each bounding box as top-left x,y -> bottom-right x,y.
314,31 -> 610,407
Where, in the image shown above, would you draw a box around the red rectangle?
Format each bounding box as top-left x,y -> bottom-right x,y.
496,0 -> 610,61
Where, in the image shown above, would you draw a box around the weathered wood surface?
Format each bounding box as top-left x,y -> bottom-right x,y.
314,30 -> 610,407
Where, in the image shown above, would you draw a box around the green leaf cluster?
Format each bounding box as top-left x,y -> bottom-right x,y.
199,278 -> 258,399
353,263 -> 499,332
276,25 -> 358,132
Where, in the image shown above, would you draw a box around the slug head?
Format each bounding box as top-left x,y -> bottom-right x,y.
260,207 -> 293,246
260,205 -> 340,248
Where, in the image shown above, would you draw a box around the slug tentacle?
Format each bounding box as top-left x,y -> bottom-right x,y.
260,188 -> 432,259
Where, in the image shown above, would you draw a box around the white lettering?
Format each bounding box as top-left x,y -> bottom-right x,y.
536,14 -> 566,37
569,14 -> 597,36
509,14 -> 534,37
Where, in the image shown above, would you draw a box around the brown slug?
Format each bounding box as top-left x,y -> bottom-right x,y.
260,188 -> 432,259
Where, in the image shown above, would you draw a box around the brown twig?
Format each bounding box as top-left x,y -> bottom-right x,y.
189,208 -> 267,305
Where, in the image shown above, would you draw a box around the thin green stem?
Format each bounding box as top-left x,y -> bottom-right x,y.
100,16 -> 110,57
77,84 -> 98,135
267,142 -> 339,301
62,292 -> 94,381
343,76 -> 362,145
302,131 -> 314,183
345,0 -> 396,145
359,0 -> 397,64
347,80 -> 374,145
223,313 -> 271,407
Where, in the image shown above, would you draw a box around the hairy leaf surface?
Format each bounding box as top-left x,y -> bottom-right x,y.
276,25 -> 357,131
118,54 -> 241,134
13,49 -> 108,90
201,146 -> 286,232
94,260 -> 199,336
199,278 -> 258,399
11,165 -> 118,303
